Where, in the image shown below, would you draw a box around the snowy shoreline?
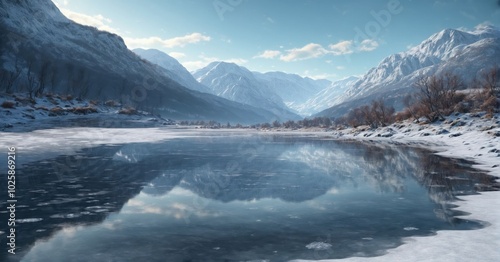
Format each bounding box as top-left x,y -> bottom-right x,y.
286,114 -> 500,262
1,95 -> 499,261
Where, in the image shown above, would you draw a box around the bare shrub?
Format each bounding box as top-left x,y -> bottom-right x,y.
1,101 -> 16,109
413,73 -> 463,122
105,100 -> 118,107
72,106 -> 98,115
118,107 -> 137,115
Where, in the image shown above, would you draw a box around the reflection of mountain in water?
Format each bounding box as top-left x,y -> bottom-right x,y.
141,138 -> 496,206
1,136 -> 497,261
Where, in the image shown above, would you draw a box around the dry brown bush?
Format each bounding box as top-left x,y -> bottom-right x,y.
118,107 -> 137,115
1,101 -> 15,109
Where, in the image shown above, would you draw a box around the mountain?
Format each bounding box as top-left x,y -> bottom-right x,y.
295,76 -> 360,116
315,25 -> 500,118
132,48 -> 212,94
253,71 -> 330,115
0,0 -> 284,124
193,62 -> 301,120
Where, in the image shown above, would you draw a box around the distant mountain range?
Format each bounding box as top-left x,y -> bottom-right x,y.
135,50 -> 341,117
1,0 -> 498,122
132,48 -> 212,94
136,25 -> 500,120
192,62 -> 301,120
315,25 -> 500,117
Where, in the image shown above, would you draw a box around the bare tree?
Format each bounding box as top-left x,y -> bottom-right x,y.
75,68 -> 91,99
3,57 -> 22,94
25,59 -> 37,99
477,67 -> 500,114
35,59 -> 51,97
481,67 -> 499,96
402,94 -> 419,122
371,99 -> 395,127
65,63 -> 74,94
49,66 -> 58,93
346,107 -> 366,127
413,73 -> 462,122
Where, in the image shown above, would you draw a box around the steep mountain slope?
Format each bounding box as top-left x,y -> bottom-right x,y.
0,0 -> 282,124
253,71 -> 329,114
132,48 -> 212,94
193,62 -> 301,120
316,25 -> 500,118
296,76 -> 359,116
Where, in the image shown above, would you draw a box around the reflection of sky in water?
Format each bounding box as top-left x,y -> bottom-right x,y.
9,135 -> 494,262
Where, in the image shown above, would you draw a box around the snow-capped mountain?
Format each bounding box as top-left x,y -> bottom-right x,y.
253,71 -> 329,113
193,62 -> 301,120
0,0 -> 286,123
296,76 -> 359,116
316,25 -> 500,117
132,48 -> 212,94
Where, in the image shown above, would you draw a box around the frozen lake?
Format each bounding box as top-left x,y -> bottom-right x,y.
0,129 -> 497,261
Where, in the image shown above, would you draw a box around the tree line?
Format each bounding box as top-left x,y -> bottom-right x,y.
0,56 -> 93,100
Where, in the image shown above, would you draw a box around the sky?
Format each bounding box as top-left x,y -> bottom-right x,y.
51,0 -> 500,81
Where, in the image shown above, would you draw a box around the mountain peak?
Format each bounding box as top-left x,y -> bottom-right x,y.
210,61 -> 242,71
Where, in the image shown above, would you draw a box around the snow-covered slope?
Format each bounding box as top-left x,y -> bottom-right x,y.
253,71 -> 329,114
0,0 -> 285,124
316,25 -> 500,118
296,76 -> 359,116
132,48 -> 212,94
193,62 -> 301,120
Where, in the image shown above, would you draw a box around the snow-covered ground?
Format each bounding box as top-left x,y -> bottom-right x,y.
290,113 -> 500,262
1,93 -> 499,261
0,93 -> 173,132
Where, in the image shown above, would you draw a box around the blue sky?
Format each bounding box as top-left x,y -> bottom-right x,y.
52,0 -> 500,81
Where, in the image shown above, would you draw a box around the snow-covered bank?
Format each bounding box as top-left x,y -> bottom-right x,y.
291,113 -> 500,262
0,93 -> 173,132
329,113 -> 500,176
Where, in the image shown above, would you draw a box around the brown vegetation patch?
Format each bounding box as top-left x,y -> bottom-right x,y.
1,101 -> 16,109
118,107 -> 137,115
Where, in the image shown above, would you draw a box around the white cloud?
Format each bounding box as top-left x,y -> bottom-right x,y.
358,39 -> 379,52
169,52 -> 186,59
303,70 -> 338,80
336,66 -> 345,70
280,43 -> 329,62
59,8 -> 119,34
57,7 -> 211,50
253,50 -> 281,59
277,39 -> 378,62
124,33 -> 211,49
329,40 -> 354,55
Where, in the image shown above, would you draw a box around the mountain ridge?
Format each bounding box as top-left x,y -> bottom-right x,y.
0,0 -> 288,124
315,25 -> 500,118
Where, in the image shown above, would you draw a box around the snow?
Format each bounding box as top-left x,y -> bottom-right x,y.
253,71 -> 329,115
321,25 -> 500,115
289,113 -> 500,262
192,62 -> 298,120
1,95 -> 499,262
297,76 -> 360,116
306,242 -> 333,251
132,48 -> 213,94
0,93 -> 173,132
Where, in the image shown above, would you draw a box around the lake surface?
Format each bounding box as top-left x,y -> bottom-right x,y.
0,130 -> 497,262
